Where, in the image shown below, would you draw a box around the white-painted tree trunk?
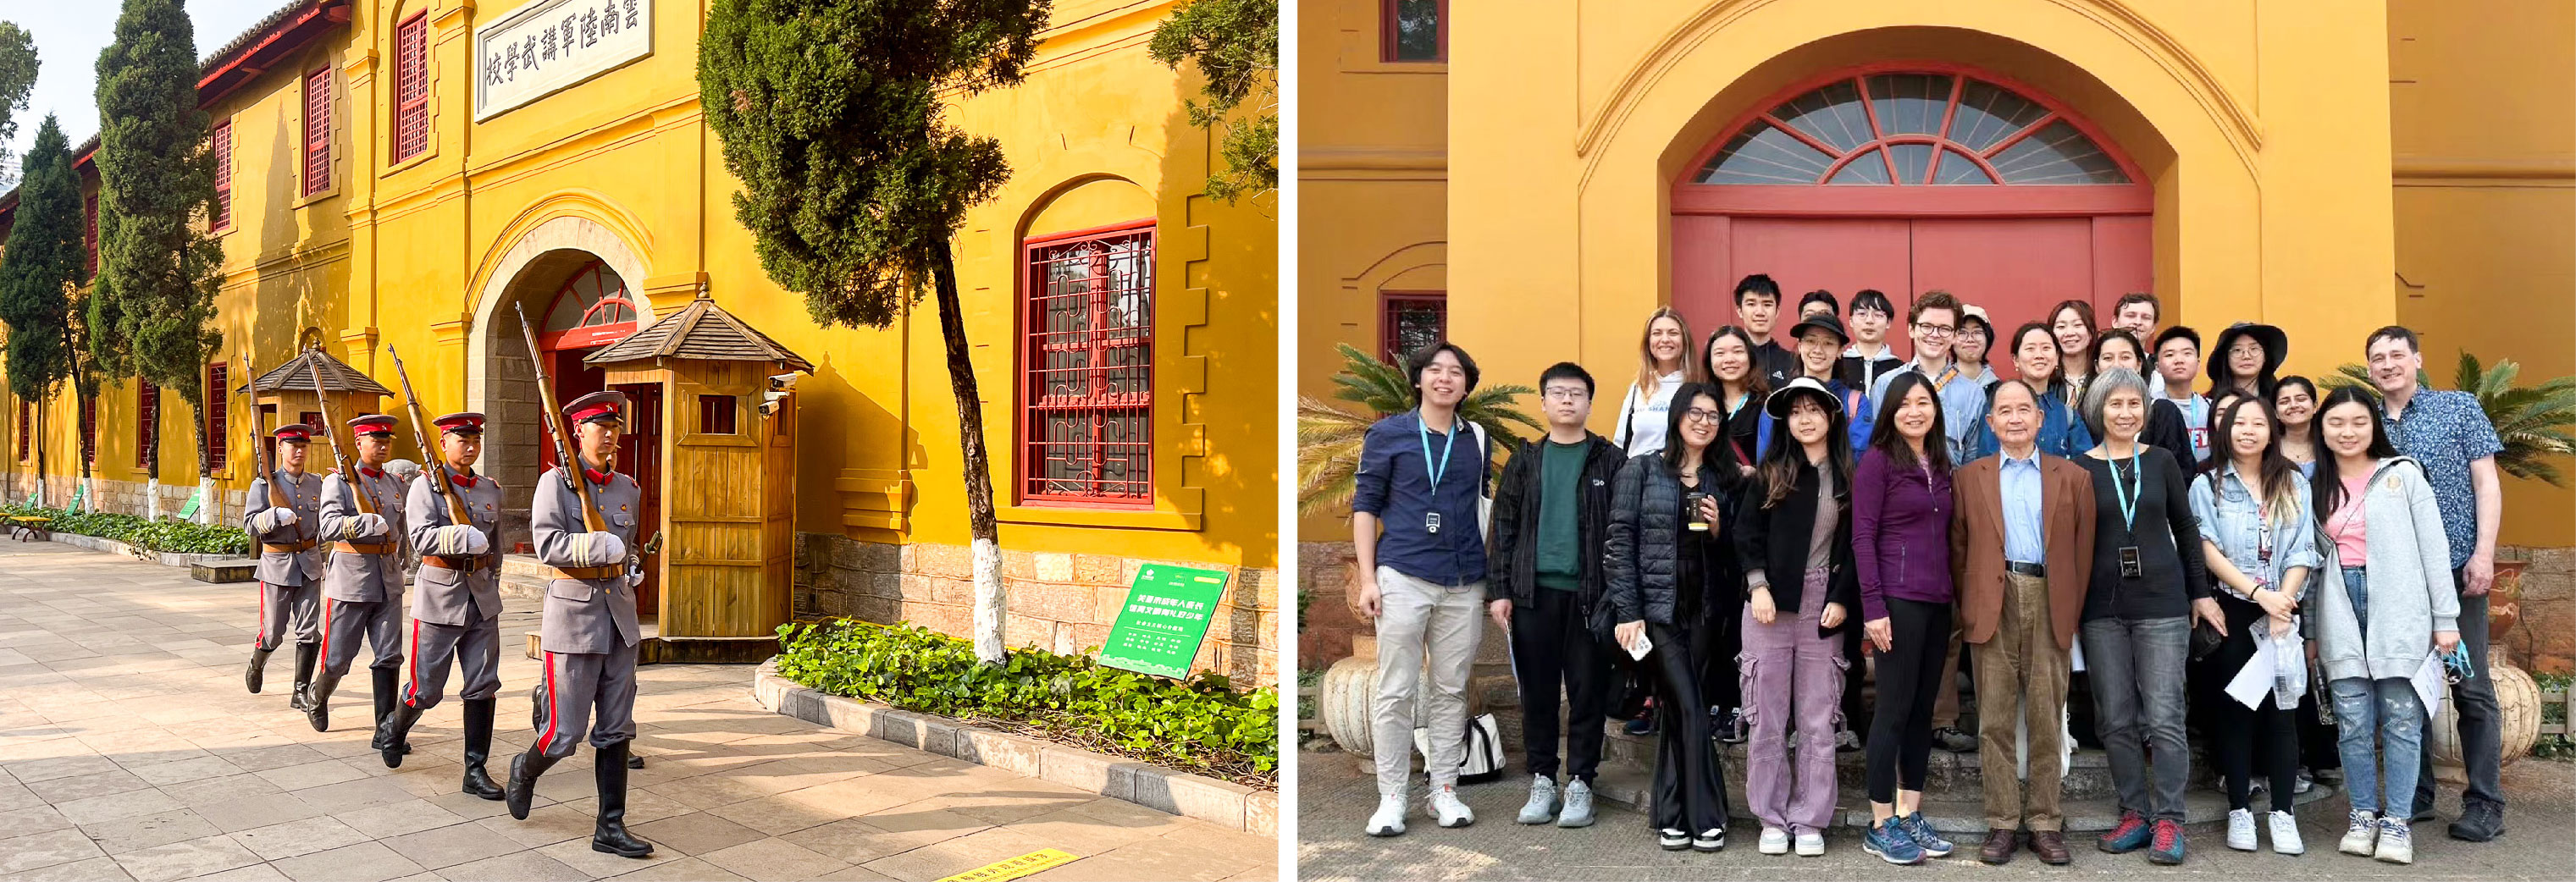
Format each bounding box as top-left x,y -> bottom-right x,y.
80,476 -> 95,512
195,477 -> 215,524
33,477 -> 46,509
970,537 -> 1005,664
146,477 -> 161,520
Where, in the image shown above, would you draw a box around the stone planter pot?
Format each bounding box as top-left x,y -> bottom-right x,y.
1317,652 -> 1489,757
2428,656 -> 2543,781
2490,560 -> 2527,638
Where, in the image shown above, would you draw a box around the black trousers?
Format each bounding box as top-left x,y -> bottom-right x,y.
1697,590 -> 1744,726
1510,589 -> 1612,782
1866,598 -> 1950,803
2208,594 -> 2300,813
1647,622 -> 1730,833
1842,624 -> 1870,736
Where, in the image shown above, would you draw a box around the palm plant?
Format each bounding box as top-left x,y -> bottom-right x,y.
1298,344 -> 1542,516
2325,350 -> 2576,486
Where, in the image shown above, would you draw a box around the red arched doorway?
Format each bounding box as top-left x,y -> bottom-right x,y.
1672,62 -> 2153,375
534,259 -> 661,608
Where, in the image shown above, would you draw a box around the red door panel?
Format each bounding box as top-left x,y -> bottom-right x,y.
1716,218 -> 1910,349
2091,215 -> 2153,307
1908,218 -> 2096,379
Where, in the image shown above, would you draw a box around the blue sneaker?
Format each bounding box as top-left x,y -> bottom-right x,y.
1865,818 -> 1926,865
2147,819 -> 2186,865
1899,812 -> 1954,857
2098,811 -> 2150,853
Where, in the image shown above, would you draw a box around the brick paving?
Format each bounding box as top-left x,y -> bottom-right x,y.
0,537 -> 1276,881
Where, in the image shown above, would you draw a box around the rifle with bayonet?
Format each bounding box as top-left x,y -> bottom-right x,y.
242,348 -> 302,545
385,345 -> 472,528
302,350 -> 375,518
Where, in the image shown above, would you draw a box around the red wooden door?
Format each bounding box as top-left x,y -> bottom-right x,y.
612,382 -> 662,613
1909,218 -> 2093,378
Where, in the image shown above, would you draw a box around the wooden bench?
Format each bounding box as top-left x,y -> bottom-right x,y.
6,515 -> 50,543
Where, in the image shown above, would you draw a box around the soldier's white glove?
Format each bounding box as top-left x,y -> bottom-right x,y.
350,513 -> 390,538
627,571 -> 645,588
426,524 -> 489,556
255,508 -> 299,532
578,532 -> 627,567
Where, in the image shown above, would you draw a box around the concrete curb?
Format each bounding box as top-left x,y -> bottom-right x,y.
44,532 -> 246,569
750,659 -> 1277,836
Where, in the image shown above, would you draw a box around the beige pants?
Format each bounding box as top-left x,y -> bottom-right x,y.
1976,572 -> 2071,831
1371,566 -> 1485,795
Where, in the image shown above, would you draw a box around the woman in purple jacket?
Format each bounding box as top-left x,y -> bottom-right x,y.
1853,372 -> 1959,865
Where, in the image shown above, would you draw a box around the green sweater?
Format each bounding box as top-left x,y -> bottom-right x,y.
1534,439 -> 1585,591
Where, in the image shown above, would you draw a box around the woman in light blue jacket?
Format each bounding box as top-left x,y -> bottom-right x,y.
2307,388 -> 2458,866
2189,396 -> 2319,856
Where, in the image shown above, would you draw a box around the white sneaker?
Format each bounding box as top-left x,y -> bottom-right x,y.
1660,828 -> 1692,851
1556,779 -> 1595,828
2226,808 -> 2258,852
1694,828 -> 1727,852
1517,775 -> 1559,824
2338,809 -> 2378,855
1794,829 -> 1827,857
1759,827 -> 1790,855
2269,810 -> 2304,855
1429,785 -> 1475,828
1365,792 -> 1407,837
2374,819 -> 2413,864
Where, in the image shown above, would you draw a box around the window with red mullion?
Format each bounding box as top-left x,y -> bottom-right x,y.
1020,223 -> 1154,506
135,380 -> 158,468
83,194 -> 97,278
80,396 -> 97,466
1380,0 -> 1446,63
393,14 -> 429,163
302,67 -> 332,195
15,400 -> 28,461
209,120 -> 233,230
1379,291 -> 1446,364
206,364 -> 229,470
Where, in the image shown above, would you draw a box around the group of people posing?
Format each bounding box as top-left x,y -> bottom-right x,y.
238,390 -> 664,860
1348,276 -> 2511,869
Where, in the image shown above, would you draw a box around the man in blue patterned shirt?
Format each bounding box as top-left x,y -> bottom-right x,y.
2367,326 -> 2507,843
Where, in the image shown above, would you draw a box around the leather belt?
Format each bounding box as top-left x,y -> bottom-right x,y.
262,541 -> 317,554
423,554 -> 490,571
548,565 -> 625,582
333,541 -> 395,555
2006,560 -> 2047,577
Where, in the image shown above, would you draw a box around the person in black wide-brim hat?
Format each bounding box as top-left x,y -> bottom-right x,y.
2207,322 -> 2287,401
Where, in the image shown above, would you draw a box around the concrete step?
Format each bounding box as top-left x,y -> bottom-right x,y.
1583,760 -> 2338,833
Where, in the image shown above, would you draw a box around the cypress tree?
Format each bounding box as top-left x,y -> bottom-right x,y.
699,0 -> 1049,664
0,24 -> 38,186
94,0 -> 224,517
1147,0 -> 1276,204
0,117 -> 82,505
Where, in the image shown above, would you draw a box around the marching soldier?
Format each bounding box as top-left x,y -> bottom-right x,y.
305,415 -> 409,741
243,424 -> 326,708
375,412 -> 506,802
506,390 -> 655,859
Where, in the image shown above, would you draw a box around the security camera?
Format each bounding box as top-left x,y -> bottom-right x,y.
768,373 -> 799,392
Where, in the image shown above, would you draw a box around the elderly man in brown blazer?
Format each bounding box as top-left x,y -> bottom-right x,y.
1950,378 -> 2098,866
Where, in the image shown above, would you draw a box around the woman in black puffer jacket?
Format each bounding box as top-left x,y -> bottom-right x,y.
1606,382 -> 1735,852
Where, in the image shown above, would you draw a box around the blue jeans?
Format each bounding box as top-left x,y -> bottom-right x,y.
2081,616 -> 2192,822
2330,676 -> 2424,819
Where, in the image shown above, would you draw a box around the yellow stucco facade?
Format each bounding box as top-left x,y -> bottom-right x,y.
1299,0 -> 2571,548
3,0 -> 1277,671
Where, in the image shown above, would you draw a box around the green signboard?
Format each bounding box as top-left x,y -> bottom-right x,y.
177,489 -> 204,520
1097,564 -> 1230,679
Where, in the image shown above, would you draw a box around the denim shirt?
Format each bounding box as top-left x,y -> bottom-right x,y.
2187,462 -> 2322,601
1866,361 -> 1989,463
1963,383 -> 2095,462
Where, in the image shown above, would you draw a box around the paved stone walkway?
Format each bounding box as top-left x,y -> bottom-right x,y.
0,537 -> 1276,881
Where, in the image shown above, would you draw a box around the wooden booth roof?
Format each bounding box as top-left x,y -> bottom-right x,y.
584,291 -> 815,373
237,349 -> 392,396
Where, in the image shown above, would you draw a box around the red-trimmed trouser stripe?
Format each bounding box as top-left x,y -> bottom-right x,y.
319,598 -> 334,664
539,651 -> 561,752
404,618 -> 422,708
255,582 -> 268,647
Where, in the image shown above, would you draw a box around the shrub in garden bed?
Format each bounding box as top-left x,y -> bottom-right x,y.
1,504 -> 252,557
774,618 -> 1279,787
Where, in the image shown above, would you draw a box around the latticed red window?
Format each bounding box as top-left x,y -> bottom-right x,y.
302,67 -> 332,195
206,364 -> 228,470
80,396 -> 97,466
1020,223 -> 1154,505
209,119 -> 232,230
15,400 -> 28,461
135,380 -> 158,468
393,14 -> 430,163
1381,0 -> 1446,62
1381,293 -> 1446,364
1693,72 -> 2132,185
82,193 -> 97,277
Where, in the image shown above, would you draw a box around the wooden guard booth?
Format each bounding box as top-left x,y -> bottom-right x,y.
583,289 -> 810,664
238,348 -> 392,458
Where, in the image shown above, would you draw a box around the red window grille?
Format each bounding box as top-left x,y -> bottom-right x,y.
80,396 -> 97,466
209,119 -> 232,229
15,400 -> 28,461
1380,292 -> 1447,364
206,364 -> 228,470
1020,223 -> 1154,505
538,261 -> 639,350
83,193 -> 97,277
300,411 -> 323,433
393,14 -> 430,163
699,394 -> 738,434
1381,0 -> 1446,63
135,380 -> 158,468
1692,71 -> 2133,186
302,67 -> 333,195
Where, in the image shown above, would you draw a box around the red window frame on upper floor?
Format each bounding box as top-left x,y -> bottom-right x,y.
206,363 -> 229,471
80,396 -> 97,466
14,400 -> 28,462
1019,221 -> 1155,508
1379,291 -> 1447,364
1380,0 -> 1446,63
393,14 -> 430,163
209,119 -> 233,231
135,380 -> 158,468
302,66 -> 333,196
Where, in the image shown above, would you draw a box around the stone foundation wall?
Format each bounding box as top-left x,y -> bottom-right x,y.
3,472 -> 246,523
797,533 -> 1277,685
2501,545 -> 2575,674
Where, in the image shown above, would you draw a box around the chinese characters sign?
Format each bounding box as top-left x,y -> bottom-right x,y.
474,0 -> 652,121
1097,565 -> 1230,679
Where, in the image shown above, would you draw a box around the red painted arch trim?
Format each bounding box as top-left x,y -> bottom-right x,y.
1671,184 -> 2150,217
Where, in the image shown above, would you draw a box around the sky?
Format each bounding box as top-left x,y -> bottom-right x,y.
3,0 -> 286,170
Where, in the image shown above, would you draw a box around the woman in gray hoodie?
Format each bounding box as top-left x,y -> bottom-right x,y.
2308,388 -> 2459,866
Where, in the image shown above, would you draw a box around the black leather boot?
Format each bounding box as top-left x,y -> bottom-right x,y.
303,671 -> 334,731
368,668 -> 407,753
461,698 -> 505,801
378,701 -> 423,769
590,741 -> 654,857
245,646 -> 272,693
506,743 -> 562,820
627,752 -> 644,769
289,642 -> 318,711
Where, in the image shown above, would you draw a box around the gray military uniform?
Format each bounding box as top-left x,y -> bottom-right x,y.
529,465 -> 644,757
402,468 -> 506,709
313,466 -> 409,684
243,469 -> 327,651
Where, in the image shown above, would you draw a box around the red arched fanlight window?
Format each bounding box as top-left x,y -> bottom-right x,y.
538,260 -> 638,350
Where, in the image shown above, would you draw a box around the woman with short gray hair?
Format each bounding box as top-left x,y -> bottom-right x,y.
2074,367 -> 2221,865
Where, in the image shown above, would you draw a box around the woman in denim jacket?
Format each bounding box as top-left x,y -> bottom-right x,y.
2188,396 -> 2320,856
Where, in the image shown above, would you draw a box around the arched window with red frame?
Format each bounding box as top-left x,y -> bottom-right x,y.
1020,222 -> 1155,507
537,260 -> 638,350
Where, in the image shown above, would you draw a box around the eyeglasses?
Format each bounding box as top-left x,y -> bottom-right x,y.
1541,388 -> 1589,401
1915,322 -> 1957,338
1681,408 -> 1722,424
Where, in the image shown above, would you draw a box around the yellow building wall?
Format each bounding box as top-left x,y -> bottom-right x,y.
6,0 -> 1275,575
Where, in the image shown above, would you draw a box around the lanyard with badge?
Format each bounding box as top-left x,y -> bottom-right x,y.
2107,447 -> 2146,578
1418,414 -> 1456,535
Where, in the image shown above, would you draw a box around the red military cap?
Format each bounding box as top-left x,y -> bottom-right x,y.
563,390 -> 627,425
348,414 -> 398,437
433,411 -> 486,435
273,424 -> 312,444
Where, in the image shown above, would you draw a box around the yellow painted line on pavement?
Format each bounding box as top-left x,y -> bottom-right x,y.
937,848 -> 1081,882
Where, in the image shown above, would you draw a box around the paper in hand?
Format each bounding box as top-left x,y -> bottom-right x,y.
2225,642 -> 2276,709
2413,651 -> 2448,720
